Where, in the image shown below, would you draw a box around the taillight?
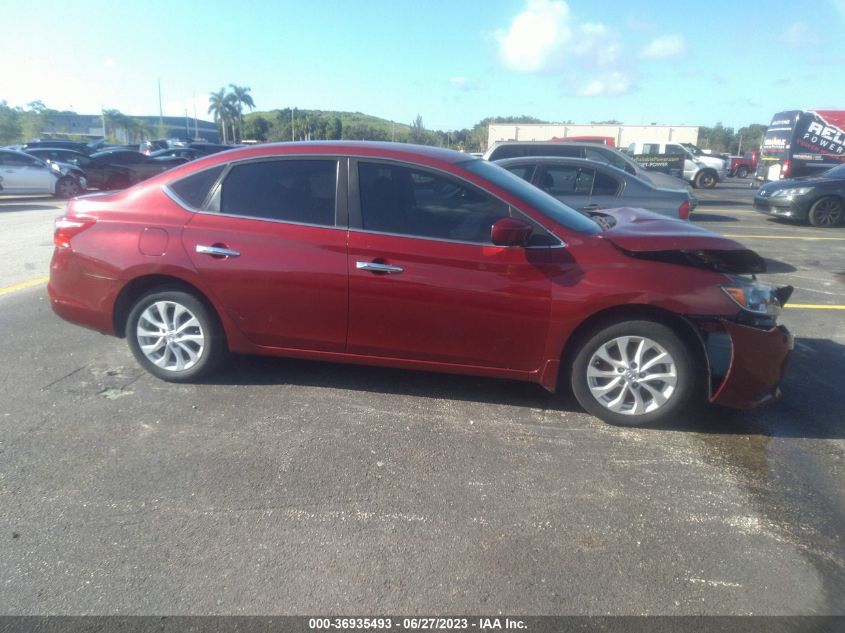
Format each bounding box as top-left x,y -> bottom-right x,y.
781,160 -> 791,178
54,215 -> 95,248
679,200 -> 691,220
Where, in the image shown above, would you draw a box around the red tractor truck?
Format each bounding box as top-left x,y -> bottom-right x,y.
729,151 -> 759,178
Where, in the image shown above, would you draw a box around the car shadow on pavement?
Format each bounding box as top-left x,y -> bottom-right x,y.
0,203 -> 62,212
211,354 -> 580,413
671,336 -> 845,440
203,335 -> 844,439
689,212 -> 740,222
763,258 -> 798,273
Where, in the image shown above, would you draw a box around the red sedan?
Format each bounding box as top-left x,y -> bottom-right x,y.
48,142 -> 793,427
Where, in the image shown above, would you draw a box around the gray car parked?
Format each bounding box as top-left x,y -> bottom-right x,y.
483,140 -> 691,193
495,156 -> 697,220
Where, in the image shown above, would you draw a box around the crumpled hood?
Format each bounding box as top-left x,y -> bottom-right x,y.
597,207 -> 766,274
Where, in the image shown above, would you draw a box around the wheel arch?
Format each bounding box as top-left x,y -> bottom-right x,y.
807,193 -> 845,226
556,304 -> 709,393
694,168 -> 718,188
113,274 -> 219,339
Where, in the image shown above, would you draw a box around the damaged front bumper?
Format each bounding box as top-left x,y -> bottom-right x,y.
700,319 -> 793,409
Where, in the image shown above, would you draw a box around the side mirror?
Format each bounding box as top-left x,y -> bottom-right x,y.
491,217 -> 532,247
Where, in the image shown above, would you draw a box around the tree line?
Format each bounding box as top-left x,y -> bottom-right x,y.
0,95 -> 767,156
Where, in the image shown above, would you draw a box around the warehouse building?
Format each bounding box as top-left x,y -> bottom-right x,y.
487,123 -> 699,148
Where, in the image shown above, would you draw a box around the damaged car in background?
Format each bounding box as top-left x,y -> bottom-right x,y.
48,142 -> 793,427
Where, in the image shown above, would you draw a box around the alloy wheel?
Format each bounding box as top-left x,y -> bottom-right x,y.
136,300 -> 205,372
586,335 -> 677,416
809,197 -> 844,227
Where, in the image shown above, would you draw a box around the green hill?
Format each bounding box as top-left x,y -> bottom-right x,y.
243,109 -> 414,143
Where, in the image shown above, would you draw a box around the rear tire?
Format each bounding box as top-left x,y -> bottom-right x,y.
807,196 -> 844,228
570,319 -> 698,427
106,174 -> 130,190
126,289 -> 227,382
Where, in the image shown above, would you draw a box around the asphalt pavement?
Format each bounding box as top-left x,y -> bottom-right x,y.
0,185 -> 843,615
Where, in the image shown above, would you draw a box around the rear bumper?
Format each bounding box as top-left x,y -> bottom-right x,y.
710,320 -> 793,409
48,247 -> 119,335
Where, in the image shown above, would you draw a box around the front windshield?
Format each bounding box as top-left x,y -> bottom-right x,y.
822,163 -> 845,178
460,159 -> 600,235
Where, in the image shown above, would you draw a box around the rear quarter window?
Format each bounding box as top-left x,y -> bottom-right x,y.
168,165 -> 226,209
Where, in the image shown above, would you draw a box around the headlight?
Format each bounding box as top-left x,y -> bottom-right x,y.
771,186 -> 813,198
721,275 -> 784,316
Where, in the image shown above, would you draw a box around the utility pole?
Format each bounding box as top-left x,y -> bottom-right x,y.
291,108 -> 295,142
158,79 -> 164,138
193,92 -> 198,139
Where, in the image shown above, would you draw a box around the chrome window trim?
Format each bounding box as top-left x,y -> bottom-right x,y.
191,207 -> 348,231
164,157 -> 345,229
163,152 -> 566,245
347,227 -> 563,249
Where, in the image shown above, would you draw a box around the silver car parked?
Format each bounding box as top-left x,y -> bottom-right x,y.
0,149 -> 85,198
494,156 -> 697,221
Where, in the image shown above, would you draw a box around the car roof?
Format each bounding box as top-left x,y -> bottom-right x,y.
186,141 -> 478,165
496,156 -> 622,168
489,140 -> 619,151
27,147 -> 86,155
138,141 -> 487,190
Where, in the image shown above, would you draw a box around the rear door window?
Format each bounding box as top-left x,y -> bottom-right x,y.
591,170 -> 621,196
219,159 -> 338,226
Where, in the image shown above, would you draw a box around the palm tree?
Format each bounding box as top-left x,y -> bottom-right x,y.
208,88 -> 230,143
225,92 -> 239,144
228,84 -> 255,142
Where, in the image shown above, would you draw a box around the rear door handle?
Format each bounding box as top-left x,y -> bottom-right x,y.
356,261 -> 403,274
196,244 -> 240,258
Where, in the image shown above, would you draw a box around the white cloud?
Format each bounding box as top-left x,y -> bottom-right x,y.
576,72 -> 633,97
496,0 -> 633,96
448,76 -> 484,91
639,34 -> 687,60
783,22 -> 810,48
496,0 -> 572,73
571,23 -> 622,66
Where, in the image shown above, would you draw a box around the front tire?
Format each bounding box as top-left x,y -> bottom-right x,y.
570,320 -> 698,427
126,289 -> 226,382
694,170 -> 717,189
736,166 -> 749,179
807,196 -> 844,228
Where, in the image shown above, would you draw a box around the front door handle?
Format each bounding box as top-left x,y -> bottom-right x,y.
196,244 -> 240,258
356,261 -> 404,274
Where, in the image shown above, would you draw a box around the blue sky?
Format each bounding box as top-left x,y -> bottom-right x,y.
2,0 -> 844,131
